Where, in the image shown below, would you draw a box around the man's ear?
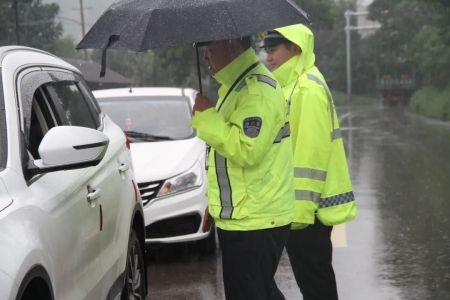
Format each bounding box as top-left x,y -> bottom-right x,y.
229,39 -> 240,54
294,44 -> 302,55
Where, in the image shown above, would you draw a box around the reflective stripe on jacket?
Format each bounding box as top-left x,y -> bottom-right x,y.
190,48 -> 295,231
273,24 -> 357,226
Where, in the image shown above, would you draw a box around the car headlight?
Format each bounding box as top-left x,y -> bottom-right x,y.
157,161 -> 203,197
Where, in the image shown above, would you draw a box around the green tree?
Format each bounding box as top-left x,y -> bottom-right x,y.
367,0 -> 435,65
416,0 -> 450,43
53,35 -> 84,59
0,0 -> 63,53
367,0 -> 450,89
293,0 -> 335,30
410,26 -> 450,88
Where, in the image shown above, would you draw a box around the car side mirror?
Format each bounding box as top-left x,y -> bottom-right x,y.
27,126 -> 109,177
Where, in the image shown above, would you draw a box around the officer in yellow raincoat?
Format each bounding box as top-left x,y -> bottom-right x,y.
262,25 -> 357,300
191,37 -> 294,299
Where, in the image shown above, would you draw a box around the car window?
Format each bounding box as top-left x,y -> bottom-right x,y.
20,71 -> 56,144
20,71 -> 98,161
46,81 -> 97,130
27,97 -> 46,159
98,96 -> 195,140
24,86 -> 59,159
75,74 -> 103,118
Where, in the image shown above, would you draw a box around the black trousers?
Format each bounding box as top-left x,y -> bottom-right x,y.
285,218 -> 338,300
217,224 -> 291,300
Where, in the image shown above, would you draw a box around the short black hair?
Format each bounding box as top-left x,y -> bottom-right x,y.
281,40 -> 293,49
238,36 -> 252,50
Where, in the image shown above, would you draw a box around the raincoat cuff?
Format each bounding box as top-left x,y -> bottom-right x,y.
190,107 -> 216,128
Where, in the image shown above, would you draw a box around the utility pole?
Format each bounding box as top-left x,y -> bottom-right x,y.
73,0 -> 91,59
79,0 -> 86,38
344,10 -> 381,104
11,0 -> 20,45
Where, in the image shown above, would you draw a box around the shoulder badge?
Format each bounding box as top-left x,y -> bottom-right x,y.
243,117 -> 262,138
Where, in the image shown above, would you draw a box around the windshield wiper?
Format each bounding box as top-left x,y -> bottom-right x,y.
124,131 -> 172,141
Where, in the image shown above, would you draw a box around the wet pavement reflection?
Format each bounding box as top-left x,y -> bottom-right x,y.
146,105 -> 450,300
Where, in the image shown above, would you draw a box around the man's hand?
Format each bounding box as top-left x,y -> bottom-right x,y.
202,206 -> 215,233
193,93 -> 214,115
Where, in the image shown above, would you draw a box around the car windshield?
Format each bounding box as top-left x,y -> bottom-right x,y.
98,96 -> 194,141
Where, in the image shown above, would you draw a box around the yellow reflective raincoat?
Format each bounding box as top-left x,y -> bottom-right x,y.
272,24 -> 357,227
190,48 -> 294,231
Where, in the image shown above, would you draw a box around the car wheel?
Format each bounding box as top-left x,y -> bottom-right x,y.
121,229 -> 146,300
197,226 -> 216,255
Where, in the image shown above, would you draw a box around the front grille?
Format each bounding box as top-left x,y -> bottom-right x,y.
137,180 -> 164,206
146,213 -> 201,239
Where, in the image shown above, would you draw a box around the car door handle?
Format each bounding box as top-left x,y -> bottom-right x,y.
87,188 -> 102,203
118,163 -> 129,173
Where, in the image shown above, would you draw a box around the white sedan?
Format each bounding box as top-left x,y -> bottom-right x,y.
94,88 -> 215,254
0,46 -> 147,300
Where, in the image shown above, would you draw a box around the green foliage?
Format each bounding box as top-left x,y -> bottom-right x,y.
410,26 -> 450,88
0,0 -> 63,53
366,0 -> 450,84
293,0 -> 335,30
409,86 -> 450,121
414,0 -> 450,51
53,36 -> 84,59
367,0 -> 435,65
0,1 -> 82,60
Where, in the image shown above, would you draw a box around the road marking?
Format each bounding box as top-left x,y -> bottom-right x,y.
331,223 -> 347,248
338,112 -> 353,122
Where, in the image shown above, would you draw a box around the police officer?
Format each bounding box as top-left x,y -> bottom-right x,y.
262,25 -> 358,300
191,37 -> 294,300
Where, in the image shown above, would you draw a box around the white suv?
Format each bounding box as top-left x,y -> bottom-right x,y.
94,88 -> 215,254
0,46 -> 147,300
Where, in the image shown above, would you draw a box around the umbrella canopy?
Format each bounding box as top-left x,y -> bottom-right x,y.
76,0 -> 310,52
76,0 -> 310,91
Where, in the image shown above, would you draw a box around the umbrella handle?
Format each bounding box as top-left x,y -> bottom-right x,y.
100,35 -> 120,78
196,45 -> 203,93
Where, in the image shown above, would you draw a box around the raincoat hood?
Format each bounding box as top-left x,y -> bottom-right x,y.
272,24 -> 315,87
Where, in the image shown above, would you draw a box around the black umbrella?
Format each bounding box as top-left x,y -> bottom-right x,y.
76,0 -> 310,92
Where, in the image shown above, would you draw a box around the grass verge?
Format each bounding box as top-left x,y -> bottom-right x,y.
409,86 -> 450,121
331,90 -> 377,106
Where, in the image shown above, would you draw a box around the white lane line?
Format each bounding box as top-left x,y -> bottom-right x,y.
331,223 -> 347,248
338,112 -> 352,123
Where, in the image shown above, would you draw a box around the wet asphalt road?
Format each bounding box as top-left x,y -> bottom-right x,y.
145,105 -> 450,300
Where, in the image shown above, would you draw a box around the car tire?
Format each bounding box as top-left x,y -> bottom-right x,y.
121,229 -> 146,300
197,226 -> 216,255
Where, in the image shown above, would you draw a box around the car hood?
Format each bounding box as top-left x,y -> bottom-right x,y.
131,138 -> 205,183
0,178 -> 13,213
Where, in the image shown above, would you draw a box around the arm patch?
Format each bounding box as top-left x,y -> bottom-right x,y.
243,117 -> 262,138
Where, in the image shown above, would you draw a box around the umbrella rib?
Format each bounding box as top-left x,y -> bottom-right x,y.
222,1 -> 240,39
100,0 -> 142,51
285,0 -> 310,24
112,8 -> 155,52
137,9 -> 156,52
